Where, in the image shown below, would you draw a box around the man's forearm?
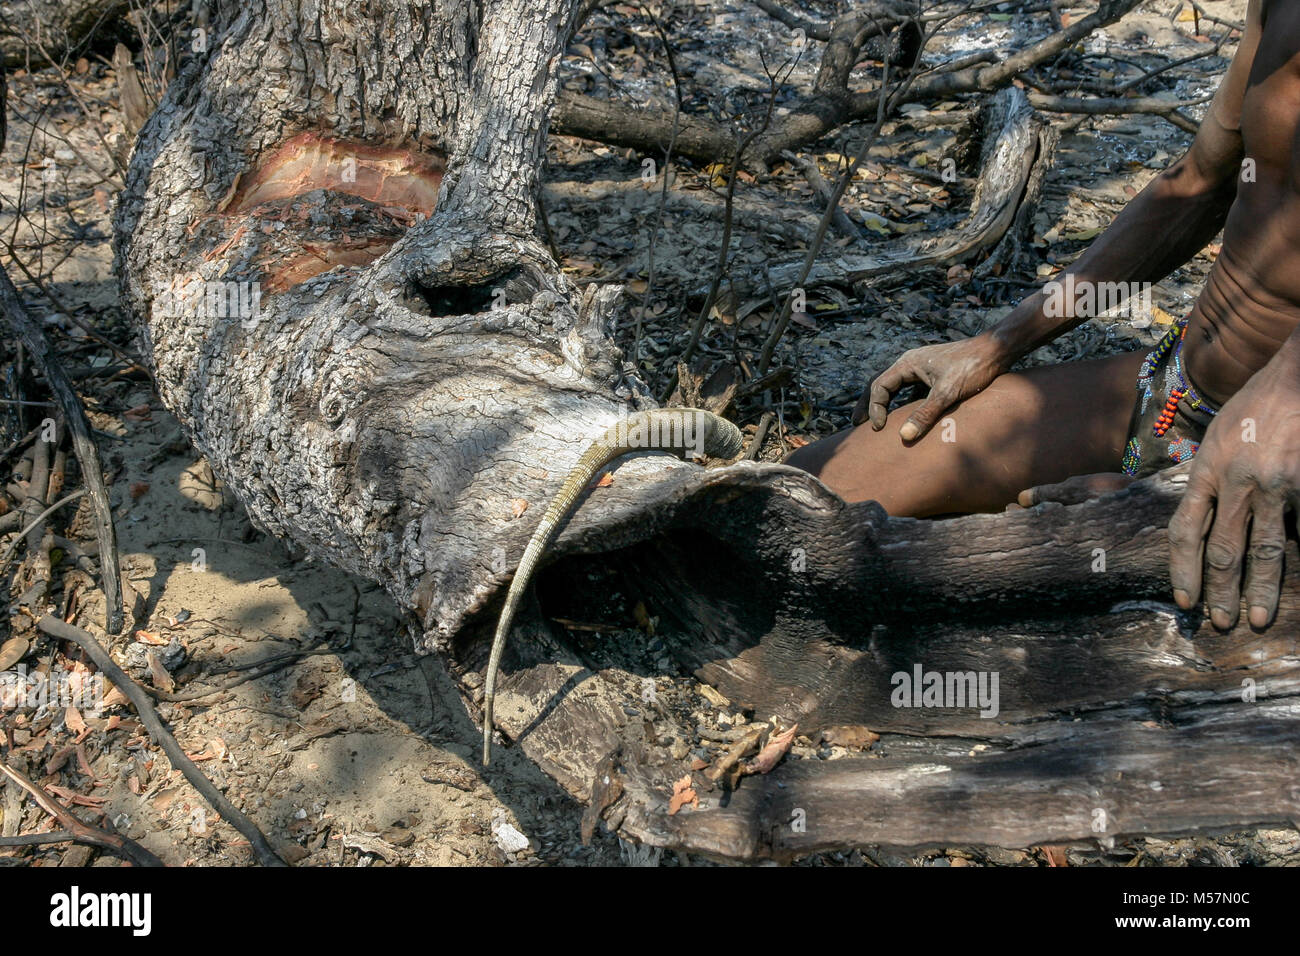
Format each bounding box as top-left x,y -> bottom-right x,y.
986,150 -> 1240,365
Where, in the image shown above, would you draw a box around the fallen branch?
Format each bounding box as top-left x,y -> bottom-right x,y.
1026,91 -> 1209,134
36,614 -> 289,867
0,828 -> 75,847
0,759 -> 162,866
746,85 -> 1045,304
553,0 -> 1143,168
0,267 -> 123,634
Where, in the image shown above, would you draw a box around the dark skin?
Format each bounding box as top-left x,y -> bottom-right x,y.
788,0 -> 1300,630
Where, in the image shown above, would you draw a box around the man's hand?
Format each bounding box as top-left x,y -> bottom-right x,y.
853,334 -> 1009,439
1017,473 -> 1134,508
1169,348 -> 1300,630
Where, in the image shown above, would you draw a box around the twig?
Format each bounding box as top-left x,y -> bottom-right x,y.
20,419 -> 52,550
0,488 -> 85,572
144,645 -> 337,702
634,1 -> 685,370
757,9 -> 925,375
660,52 -> 796,403
0,266 -> 122,633
745,411 -> 775,460
1187,1 -> 1243,33
0,760 -> 163,866
0,829 -> 75,847
35,614 -> 289,867
1114,43 -> 1226,94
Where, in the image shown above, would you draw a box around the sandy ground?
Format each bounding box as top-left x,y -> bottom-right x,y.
3,0 -> 1298,866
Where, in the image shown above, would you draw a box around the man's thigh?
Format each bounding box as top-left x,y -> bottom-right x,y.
786,349 -> 1147,516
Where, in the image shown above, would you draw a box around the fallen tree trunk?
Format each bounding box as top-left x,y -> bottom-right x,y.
114,0 -> 1300,861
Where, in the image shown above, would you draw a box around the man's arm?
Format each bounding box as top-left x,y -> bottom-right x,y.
1169,324 -> 1300,631
857,4 -> 1262,439
986,0 -> 1261,363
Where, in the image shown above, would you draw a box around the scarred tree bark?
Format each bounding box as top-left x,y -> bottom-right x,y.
114,0 -> 1300,859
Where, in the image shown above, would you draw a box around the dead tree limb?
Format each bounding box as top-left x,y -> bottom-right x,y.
0,268 -> 122,634
0,759 -> 163,866
1026,91 -> 1207,134
744,85 -> 1046,300
552,0 -> 1144,169
36,615 -> 288,867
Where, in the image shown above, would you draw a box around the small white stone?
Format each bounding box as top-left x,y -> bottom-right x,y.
493,821 -> 530,854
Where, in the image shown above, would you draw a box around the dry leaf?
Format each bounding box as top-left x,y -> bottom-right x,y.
64,705 -> 87,736
0,636 -> 29,670
75,744 -> 95,778
1040,845 -> 1069,867
102,686 -> 129,710
746,723 -> 798,774
668,774 -> 698,815
46,746 -> 75,775
510,498 -> 529,518
146,651 -> 175,694
594,472 -> 613,488
1151,306 -> 1178,327
134,629 -> 168,646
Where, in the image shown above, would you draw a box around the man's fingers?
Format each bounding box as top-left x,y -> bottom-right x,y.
1244,495 -> 1287,629
1168,476 -> 1215,610
864,364 -> 917,430
899,394 -> 950,443
1201,486 -> 1251,630
1017,473 -> 1133,508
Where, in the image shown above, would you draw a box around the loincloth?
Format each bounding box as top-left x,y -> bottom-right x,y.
1120,319 -> 1219,479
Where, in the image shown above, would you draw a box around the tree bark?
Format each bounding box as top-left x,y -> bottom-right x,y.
114,0 -> 1300,859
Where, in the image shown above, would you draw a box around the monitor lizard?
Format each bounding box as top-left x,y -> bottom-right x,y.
482,408 -> 744,764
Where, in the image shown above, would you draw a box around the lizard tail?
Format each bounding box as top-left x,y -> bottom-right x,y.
481,408 -> 743,764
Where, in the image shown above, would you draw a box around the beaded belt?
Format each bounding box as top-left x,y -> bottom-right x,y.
1136,319 -> 1219,435
1122,319 -> 1219,477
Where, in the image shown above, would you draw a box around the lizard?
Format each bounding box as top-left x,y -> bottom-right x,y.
481,407 -> 745,764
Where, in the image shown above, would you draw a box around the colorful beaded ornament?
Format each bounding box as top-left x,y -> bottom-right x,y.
1121,437 -> 1142,476
1167,437 -> 1200,463
1140,321 -> 1219,438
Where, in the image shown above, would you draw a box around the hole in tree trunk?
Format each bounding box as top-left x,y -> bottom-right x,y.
408,266 -> 539,317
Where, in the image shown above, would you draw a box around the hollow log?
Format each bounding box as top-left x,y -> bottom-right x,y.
114,0 -> 1300,861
